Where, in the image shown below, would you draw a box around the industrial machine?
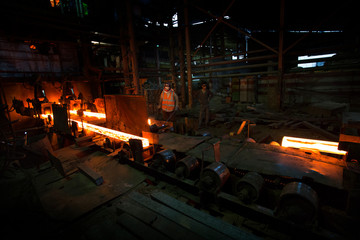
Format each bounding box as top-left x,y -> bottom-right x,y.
3,85 -> 359,239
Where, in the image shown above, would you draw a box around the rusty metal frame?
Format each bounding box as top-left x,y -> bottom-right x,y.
192,4 -> 278,55
192,0 -> 236,57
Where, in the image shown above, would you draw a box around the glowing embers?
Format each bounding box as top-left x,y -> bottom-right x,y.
281,136 -> 347,156
71,119 -> 150,148
69,110 -> 106,119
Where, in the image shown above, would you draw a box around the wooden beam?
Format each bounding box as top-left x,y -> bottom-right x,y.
184,0 -> 193,108
117,212 -> 170,240
278,0 -> 285,110
151,191 -> 260,240
178,9 -> 186,107
77,163 -> 104,186
301,121 -> 338,141
128,191 -> 232,240
126,0 -> 140,94
117,200 -> 205,240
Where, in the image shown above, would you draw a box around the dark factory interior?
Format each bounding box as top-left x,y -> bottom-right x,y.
1,0 -> 360,239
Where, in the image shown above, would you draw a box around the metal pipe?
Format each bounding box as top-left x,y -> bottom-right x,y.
193,62 -> 278,74
193,49 -> 268,62
192,55 -> 277,68
193,71 -> 279,79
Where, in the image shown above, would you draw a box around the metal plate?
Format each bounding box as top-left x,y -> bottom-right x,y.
104,95 -> 149,136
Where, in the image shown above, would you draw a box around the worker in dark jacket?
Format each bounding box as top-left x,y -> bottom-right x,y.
197,82 -> 213,128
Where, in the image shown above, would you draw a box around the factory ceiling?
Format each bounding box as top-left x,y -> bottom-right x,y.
0,0 -> 357,41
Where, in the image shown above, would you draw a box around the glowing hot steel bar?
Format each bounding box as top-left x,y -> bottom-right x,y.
71,119 -> 150,148
41,111 -> 106,120
281,136 -> 347,155
69,110 -> 106,119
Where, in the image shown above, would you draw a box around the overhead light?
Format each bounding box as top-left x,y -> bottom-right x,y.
192,21 -> 204,26
298,53 -> 336,61
297,53 -> 336,68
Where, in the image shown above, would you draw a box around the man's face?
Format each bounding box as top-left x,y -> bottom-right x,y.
202,84 -> 206,89
164,84 -> 170,91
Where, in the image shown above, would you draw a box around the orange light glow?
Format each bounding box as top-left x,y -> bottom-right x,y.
69,110 -> 106,119
41,114 -> 52,119
40,114 -> 149,147
281,136 -> 347,155
148,118 -> 151,125
71,119 -> 150,148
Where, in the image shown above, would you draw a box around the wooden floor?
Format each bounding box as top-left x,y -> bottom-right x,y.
55,187 -> 261,240
22,143 -> 261,240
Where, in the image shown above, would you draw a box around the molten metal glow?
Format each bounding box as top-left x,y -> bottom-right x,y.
148,118 -> 151,125
69,110 -> 106,119
41,114 -> 53,119
71,119 -> 150,148
40,114 -> 149,147
281,136 -> 347,155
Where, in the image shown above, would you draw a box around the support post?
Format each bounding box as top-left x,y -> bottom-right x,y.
278,0 -> 285,110
184,0 -> 192,108
178,8 -> 186,107
120,16 -> 131,93
169,21 -> 177,91
127,0 -> 140,94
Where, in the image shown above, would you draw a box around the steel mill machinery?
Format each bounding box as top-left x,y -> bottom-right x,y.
113,133 -> 359,239
20,94 -> 359,239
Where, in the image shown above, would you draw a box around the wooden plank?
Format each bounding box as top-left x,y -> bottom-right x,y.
301,121 -> 338,141
117,212 -> 170,240
150,191 -> 260,240
50,144 -> 97,175
339,133 -> 360,144
47,149 -> 66,176
158,132 -> 210,152
283,119 -> 298,127
77,163 -> 104,186
35,160 -> 146,221
268,120 -> 287,129
128,191 -> 232,240
117,200 -> 205,240
83,217 -> 138,240
289,121 -> 304,129
74,135 -> 93,146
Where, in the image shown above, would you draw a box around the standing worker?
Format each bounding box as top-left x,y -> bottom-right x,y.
158,83 -> 179,122
197,82 -> 213,128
